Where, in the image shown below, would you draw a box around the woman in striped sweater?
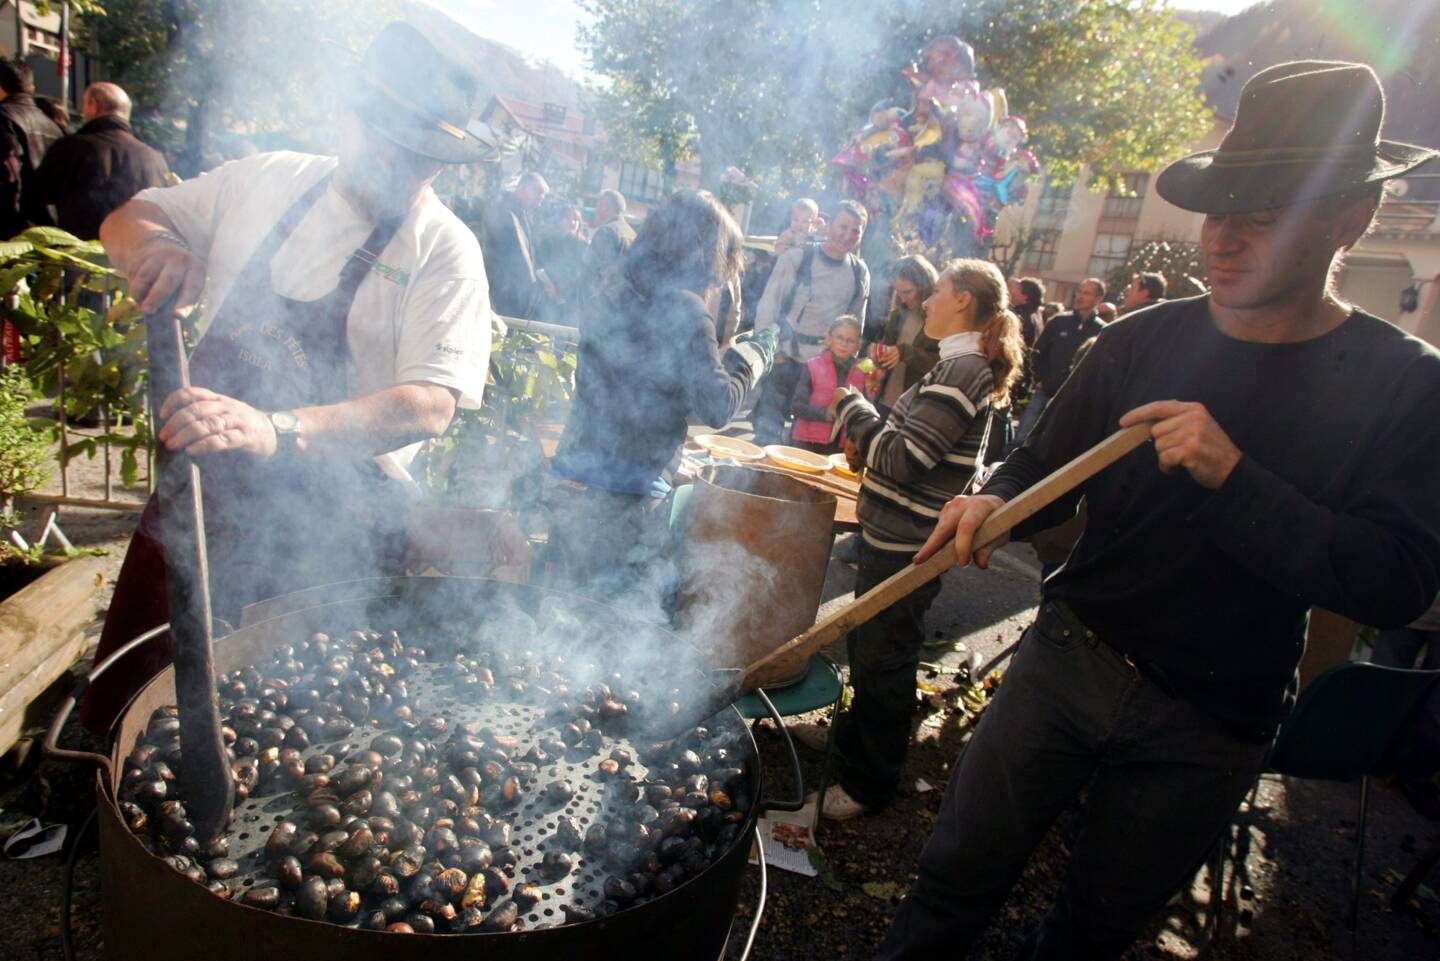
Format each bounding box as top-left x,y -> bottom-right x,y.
799,259 -> 1023,819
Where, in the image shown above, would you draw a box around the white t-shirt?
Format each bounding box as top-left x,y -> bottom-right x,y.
137,151 -> 490,470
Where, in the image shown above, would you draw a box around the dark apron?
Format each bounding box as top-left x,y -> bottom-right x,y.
84,173 -> 409,731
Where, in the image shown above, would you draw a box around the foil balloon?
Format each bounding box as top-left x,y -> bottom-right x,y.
950,83 -> 997,176
911,35 -> 976,97
976,148 -> 1039,208
838,35 -> 1037,258
899,159 -> 946,230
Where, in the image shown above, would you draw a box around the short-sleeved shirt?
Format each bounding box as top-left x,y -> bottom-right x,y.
137,151 -> 490,469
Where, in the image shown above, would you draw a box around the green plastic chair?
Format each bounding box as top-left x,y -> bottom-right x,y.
1260,661 -> 1440,932
737,654 -> 845,826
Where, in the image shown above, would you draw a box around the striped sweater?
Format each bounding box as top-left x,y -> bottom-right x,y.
836,340 -> 994,551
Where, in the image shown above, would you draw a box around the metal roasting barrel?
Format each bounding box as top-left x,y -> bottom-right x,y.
54,577 -> 801,961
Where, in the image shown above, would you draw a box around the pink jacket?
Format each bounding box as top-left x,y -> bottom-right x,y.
792,352 -> 867,444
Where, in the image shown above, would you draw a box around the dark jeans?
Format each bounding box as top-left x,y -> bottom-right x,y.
833,541 -> 943,809
752,356 -> 803,446
875,601 -> 1273,961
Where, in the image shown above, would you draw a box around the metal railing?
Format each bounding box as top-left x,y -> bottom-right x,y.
4,279 -> 155,516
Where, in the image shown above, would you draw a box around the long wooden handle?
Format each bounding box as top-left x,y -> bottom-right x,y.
665,423 -> 1154,735
145,303 -> 234,842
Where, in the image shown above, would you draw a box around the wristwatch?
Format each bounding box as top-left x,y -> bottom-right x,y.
269,410 -> 302,455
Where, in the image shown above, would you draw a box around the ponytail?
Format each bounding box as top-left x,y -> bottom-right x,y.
936,258 -> 1025,405
978,308 -> 1023,406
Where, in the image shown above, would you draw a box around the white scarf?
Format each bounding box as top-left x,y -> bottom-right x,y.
938,330 -> 984,360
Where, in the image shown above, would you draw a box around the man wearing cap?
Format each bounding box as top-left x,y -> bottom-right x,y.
81,22 -> 491,731
876,61 -> 1440,959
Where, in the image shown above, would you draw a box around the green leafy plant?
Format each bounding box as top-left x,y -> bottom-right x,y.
0,367 -> 101,566
0,367 -> 51,519
0,228 -> 151,488
417,325 -> 577,510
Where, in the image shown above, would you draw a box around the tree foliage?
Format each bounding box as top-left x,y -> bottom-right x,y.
578,0 -> 1211,191
75,1 -> 400,175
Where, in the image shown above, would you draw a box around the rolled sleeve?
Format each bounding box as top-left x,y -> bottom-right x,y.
394,275 -> 492,410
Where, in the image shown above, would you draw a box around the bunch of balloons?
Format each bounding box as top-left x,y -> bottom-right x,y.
833,35 -> 1039,257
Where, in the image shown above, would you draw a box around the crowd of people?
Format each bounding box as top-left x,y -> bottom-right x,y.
0,63 -> 169,245
9,21 -> 1435,960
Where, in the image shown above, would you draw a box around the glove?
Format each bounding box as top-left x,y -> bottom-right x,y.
734,325 -> 778,356
727,325 -> 777,379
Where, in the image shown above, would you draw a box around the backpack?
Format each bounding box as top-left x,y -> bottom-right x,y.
776,243 -> 867,346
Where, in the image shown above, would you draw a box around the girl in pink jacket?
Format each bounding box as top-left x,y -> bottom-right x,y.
789,315 -> 867,453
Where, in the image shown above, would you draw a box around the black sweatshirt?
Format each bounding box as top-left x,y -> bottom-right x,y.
1031,308 -> 1105,393
984,297 -> 1440,734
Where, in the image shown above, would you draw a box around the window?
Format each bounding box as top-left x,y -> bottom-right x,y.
1036,178 -> 1072,220
1020,229 -> 1060,272
26,27 -> 60,57
1088,232 -> 1133,277
618,162 -> 668,204
1102,173 -> 1149,220
542,103 -> 567,125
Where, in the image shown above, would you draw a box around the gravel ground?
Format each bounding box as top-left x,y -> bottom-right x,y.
1,423 -> 1438,960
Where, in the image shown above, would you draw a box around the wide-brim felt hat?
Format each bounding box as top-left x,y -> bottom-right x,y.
339,21 -> 487,165
1156,60 -> 1437,214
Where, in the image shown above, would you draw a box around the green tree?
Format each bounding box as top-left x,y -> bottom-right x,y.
75,1 -> 400,175
578,0 -> 1210,192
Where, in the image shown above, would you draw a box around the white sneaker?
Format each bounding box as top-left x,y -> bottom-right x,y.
819,782 -> 868,820
786,722 -> 832,752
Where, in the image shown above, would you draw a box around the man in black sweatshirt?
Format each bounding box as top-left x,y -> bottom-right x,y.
1013,277 -> 1105,445
875,61 -> 1440,960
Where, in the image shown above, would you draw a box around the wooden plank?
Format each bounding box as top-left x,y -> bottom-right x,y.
0,555 -> 105,693
20,491 -> 149,512
0,627 -> 92,757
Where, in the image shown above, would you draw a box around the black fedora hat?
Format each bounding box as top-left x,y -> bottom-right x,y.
1156,60 -> 1437,214
340,21 -> 488,165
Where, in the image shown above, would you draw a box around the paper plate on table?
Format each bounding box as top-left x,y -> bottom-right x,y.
828,453 -> 859,479
694,434 -> 765,461
764,445 -> 830,473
